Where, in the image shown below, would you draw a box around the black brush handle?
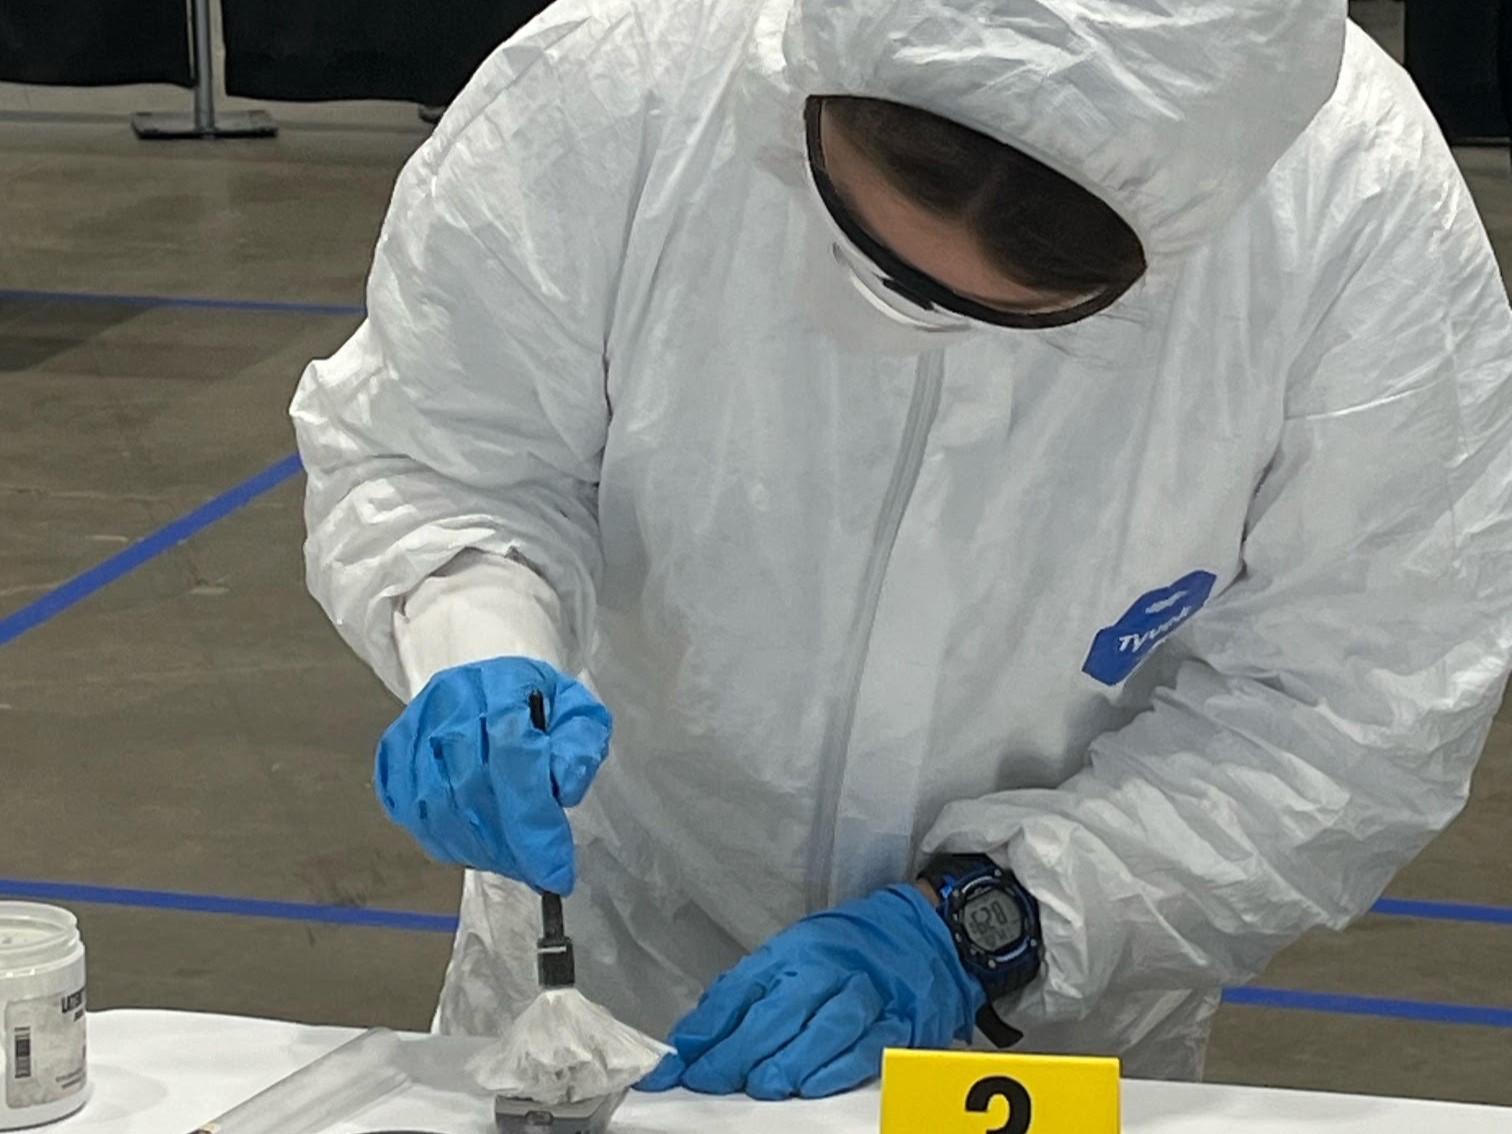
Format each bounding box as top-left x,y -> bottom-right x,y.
540,892 -> 566,940
528,688 -> 576,988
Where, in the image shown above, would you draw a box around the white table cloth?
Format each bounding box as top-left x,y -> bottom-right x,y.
54,1010 -> 1512,1133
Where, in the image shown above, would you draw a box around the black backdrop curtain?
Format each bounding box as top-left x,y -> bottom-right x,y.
0,0 -> 192,87
1502,0 -> 1512,145
222,0 -> 553,105
1406,0 -> 1511,143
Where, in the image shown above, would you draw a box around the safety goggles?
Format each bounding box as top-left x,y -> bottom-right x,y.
804,98 -> 1130,331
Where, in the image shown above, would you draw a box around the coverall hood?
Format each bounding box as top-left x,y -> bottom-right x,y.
779,0 -> 1348,258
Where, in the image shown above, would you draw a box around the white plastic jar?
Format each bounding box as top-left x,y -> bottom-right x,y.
0,905 -> 88,1130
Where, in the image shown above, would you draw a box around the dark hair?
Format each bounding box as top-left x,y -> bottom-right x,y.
823,96 -> 1147,297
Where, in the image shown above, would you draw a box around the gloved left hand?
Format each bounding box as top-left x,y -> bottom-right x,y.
638,884 -> 984,1100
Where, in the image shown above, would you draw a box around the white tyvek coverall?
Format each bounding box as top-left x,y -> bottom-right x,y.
291,0 -> 1512,1078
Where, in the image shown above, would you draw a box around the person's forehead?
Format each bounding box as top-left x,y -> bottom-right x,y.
814,104 -> 1090,313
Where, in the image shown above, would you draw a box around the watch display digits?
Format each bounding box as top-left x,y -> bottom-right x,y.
963,889 -> 1023,953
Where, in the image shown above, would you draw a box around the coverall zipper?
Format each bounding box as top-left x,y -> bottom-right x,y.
805,352 -> 945,912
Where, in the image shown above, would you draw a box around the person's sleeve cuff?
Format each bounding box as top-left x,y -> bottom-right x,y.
393,549 -> 570,700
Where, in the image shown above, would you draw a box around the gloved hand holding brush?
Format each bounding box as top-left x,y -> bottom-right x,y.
375,657 -> 613,894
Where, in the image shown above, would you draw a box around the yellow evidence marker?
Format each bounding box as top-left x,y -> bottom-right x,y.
880,1048 -> 1121,1134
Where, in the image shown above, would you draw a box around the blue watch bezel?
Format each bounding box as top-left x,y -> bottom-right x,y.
930,857 -> 1043,997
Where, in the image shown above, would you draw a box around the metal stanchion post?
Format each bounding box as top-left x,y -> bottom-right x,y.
131,0 -> 277,139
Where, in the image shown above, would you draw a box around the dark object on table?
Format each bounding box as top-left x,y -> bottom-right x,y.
494,1091 -> 627,1134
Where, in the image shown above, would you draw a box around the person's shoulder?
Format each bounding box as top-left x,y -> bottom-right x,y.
460,0 -> 760,109
1267,25 -> 1467,241
406,0 -> 759,194
1247,26 -> 1511,411
1320,23 -> 1439,139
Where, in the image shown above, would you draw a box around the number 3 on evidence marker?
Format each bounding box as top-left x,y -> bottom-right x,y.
880,1049 -> 1119,1134
967,1075 -> 1032,1134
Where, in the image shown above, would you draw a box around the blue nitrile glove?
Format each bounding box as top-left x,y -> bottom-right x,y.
638,884 -> 984,1100
375,657 -> 612,894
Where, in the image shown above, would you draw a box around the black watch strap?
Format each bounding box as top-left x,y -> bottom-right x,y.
977,1004 -> 1026,1049
919,852 -> 995,892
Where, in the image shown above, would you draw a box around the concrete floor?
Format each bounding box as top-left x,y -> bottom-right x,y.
3,0 -> 1511,1108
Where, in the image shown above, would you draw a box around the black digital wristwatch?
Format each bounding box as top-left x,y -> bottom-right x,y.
919,853 -> 1044,1048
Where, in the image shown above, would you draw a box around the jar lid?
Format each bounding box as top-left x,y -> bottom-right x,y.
0,903 -> 81,972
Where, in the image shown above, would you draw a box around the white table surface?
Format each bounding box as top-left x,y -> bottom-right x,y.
56,1010 -> 1512,1133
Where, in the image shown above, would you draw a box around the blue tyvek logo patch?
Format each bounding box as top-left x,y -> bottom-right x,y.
1082,570 -> 1218,687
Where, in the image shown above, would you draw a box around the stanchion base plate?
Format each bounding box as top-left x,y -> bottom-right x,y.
131,110 -> 278,140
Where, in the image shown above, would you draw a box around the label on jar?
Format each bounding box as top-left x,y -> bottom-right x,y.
4,987 -> 87,1110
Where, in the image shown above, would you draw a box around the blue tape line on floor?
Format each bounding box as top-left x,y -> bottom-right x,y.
4,878 -> 1511,1029
0,287 -> 364,318
0,453 -> 304,648
1223,986 -> 1512,1029
5,876 -> 1508,934
0,878 -> 458,934
1371,897 -> 1512,926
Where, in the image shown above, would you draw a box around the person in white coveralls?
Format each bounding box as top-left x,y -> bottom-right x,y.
291,0 -> 1512,1099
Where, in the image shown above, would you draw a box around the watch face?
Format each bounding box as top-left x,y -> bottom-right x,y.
962,889 -> 1024,954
